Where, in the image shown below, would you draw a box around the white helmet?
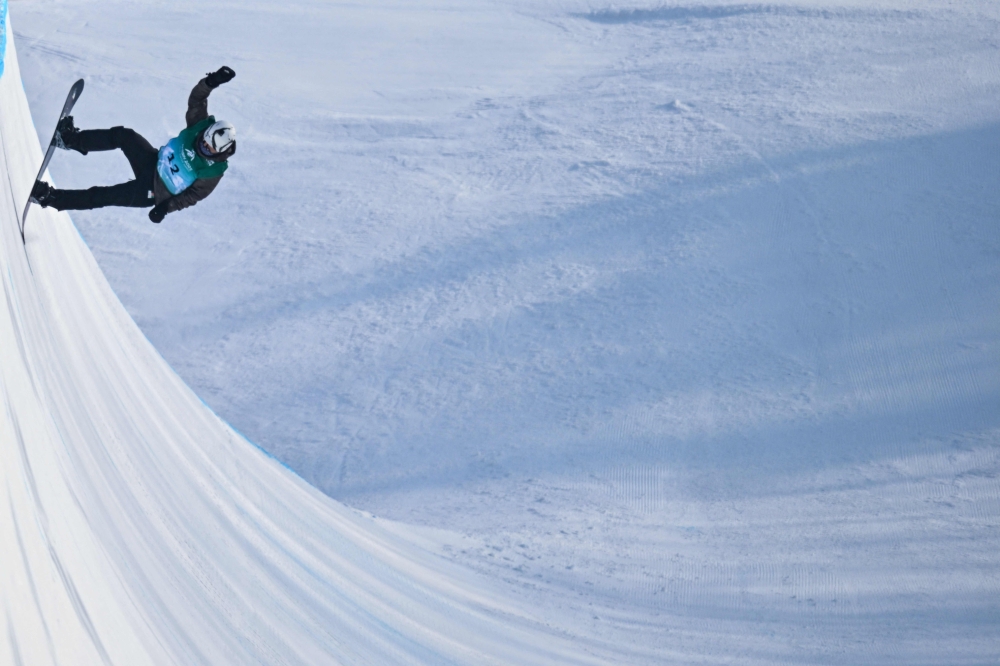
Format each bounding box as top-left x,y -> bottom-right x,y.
203,120 -> 236,154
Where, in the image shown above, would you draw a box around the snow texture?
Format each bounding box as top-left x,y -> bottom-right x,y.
4,0 -> 1000,663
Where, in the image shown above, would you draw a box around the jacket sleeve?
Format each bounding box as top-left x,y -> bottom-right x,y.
161,175 -> 222,214
185,78 -> 214,128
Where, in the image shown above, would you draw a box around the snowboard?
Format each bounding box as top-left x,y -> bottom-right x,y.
21,78 -> 85,243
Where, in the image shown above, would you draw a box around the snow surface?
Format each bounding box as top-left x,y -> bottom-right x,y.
4,0 -> 1000,663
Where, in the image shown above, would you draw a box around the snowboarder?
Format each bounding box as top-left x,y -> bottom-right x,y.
29,66 -> 237,224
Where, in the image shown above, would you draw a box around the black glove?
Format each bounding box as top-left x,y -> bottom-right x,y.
148,204 -> 167,224
205,66 -> 236,89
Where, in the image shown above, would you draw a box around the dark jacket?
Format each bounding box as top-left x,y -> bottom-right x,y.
152,79 -> 235,212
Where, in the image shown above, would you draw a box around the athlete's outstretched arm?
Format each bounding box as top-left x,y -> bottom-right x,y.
185,66 -> 235,128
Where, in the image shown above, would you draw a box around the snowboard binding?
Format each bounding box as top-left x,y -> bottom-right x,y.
54,115 -> 87,154
29,180 -> 57,208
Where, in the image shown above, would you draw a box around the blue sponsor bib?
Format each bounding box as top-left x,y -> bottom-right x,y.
156,117 -> 227,195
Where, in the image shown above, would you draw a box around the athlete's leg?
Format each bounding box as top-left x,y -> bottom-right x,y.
71,128 -> 120,153
48,180 -> 154,211
110,127 -> 159,177
74,127 -> 158,178
51,126 -> 158,211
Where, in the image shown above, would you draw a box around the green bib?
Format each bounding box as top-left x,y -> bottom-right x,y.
157,116 -> 228,195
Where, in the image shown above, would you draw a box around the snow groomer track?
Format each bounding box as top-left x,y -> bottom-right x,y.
0,13 -> 610,666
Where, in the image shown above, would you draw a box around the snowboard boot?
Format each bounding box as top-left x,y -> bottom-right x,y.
54,116 -> 88,154
29,180 -> 57,208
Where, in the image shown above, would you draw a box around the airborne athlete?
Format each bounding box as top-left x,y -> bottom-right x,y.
30,66 -> 237,224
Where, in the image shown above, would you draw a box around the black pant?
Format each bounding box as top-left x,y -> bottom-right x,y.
51,127 -> 158,211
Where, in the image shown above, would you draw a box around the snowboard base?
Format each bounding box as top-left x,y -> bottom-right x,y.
21,78 -> 84,244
